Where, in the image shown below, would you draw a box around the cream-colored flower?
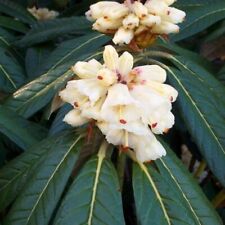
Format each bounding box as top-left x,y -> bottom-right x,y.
86,0 -> 186,47
60,45 -> 178,162
28,6 -> 59,20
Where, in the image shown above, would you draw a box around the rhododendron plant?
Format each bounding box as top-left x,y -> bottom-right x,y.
0,1 -> 224,225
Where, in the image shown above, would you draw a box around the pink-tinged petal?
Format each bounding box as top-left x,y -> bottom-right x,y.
133,65 -> 167,83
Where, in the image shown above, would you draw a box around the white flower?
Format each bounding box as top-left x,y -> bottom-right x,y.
86,0 -> 186,47
63,109 -> 89,127
60,45 -> 178,162
28,6 -> 59,20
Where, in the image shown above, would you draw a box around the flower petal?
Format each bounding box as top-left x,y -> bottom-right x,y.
93,17 -> 122,32
75,79 -> 107,104
140,14 -> 161,27
152,21 -> 179,34
102,83 -> 136,107
113,27 -> 134,45
59,83 -> 85,106
133,65 -> 167,83
63,109 -> 89,127
72,59 -> 102,79
122,13 -> 139,29
147,81 -> 178,102
162,7 -> 186,24
130,133 -> 166,162
97,68 -> 117,86
118,51 -> 133,78
103,45 -> 119,71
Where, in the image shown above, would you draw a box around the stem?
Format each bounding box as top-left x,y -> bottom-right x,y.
193,160 -> 207,178
212,189 -> 225,208
117,150 -> 127,189
98,140 -> 109,158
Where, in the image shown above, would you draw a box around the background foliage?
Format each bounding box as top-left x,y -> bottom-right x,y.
0,0 -> 224,224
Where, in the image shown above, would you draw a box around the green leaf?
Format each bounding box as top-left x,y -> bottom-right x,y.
0,47 -> 26,93
53,149 -> 125,225
49,104 -> 72,135
169,55 -> 225,118
133,144 -> 222,225
167,67 -> 225,186
4,133 -> 83,225
0,106 -> 47,150
0,27 -> 16,48
0,15 -> 28,33
25,47 -> 52,79
0,133 -> 67,211
4,33 -> 109,118
0,0 -> 36,24
16,17 -> 91,47
172,3 -> 225,42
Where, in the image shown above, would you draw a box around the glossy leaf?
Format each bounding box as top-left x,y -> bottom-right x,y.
16,17 -> 91,47
172,3 -> 225,41
0,106 -> 47,150
4,133 -> 83,225
167,68 -> 225,186
0,0 -> 36,24
0,47 -> 26,93
133,144 -> 222,225
0,133 -> 69,211
4,33 -> 109,118
0,15 -> 28,33
54,151 -> 125,225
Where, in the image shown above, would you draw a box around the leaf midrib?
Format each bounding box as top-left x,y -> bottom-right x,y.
182,8 -> 225,32
138,163 -> 171,225
24,136 -> 82,225
159,159 -> 202,225
168,68 -> 225,155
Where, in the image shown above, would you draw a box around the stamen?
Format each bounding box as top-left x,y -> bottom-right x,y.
124,130 -> 129,148
119,106 -> 127,124
75,97 -> 89,108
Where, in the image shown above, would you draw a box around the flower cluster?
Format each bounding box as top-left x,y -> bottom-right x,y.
86,0 -> 186,47
60,45 -> 178,162
28,6 -> 59,20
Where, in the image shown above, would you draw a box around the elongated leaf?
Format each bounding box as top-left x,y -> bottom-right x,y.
0,47 -> 26,93
4,33 -> 109,118
49,104 -> 72,135
167,68 -> 225,186
0,106 -> 47,150
0,15 -> 28,33
133,144 -> 222,225
0,0 -> 36,24
25,47 -> 52,79
0,133 -> 68,211
54,148 -> 125,225
0,27 -> 15,48
170,55 -> 225,117
4,133 -> 83,225
172,3 -> 225,41
16,17 -> 91,47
